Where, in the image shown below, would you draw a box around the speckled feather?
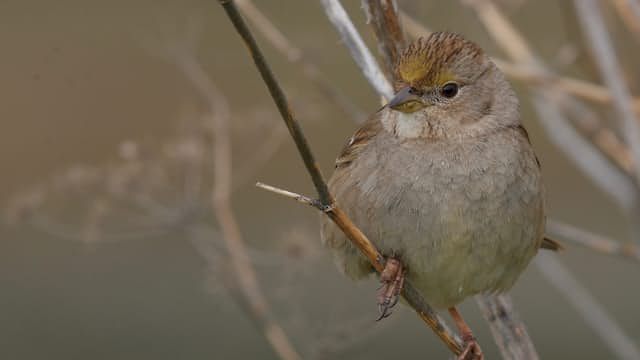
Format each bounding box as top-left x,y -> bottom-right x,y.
321,33 -> 547,309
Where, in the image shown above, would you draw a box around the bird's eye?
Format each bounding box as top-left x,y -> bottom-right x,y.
440,82 -> 459,98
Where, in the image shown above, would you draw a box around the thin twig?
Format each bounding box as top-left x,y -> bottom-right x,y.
547,220 -> 640,264
319,0 -> 394,100
235,0 -> 366,122
573,0 -> 640,186
255,182 -> 320,208
362,0 -> 406,78
474,295 -> 539,360
610,0 -> 640,42
218,1 -> 332,205
218,0 -> 465,355
536,253 -> 640,360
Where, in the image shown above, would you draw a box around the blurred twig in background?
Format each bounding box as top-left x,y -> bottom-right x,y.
547,220 -> 640,264
573,0 -> 640,186
173,36 -> 301,360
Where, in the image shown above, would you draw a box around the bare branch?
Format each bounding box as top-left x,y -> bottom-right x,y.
474,294 -> 539,360
218,0 -> 465,355
611,0 -> 640,42
362,0 -> 406,77
573,0 -> 640,185
255,182 -> 320,209
547,220 -> 640,264
319,0 -> 394,99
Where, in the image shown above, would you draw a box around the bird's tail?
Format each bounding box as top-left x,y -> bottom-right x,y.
541,236 -> 563,251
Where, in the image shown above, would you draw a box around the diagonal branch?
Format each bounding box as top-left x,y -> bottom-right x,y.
235,0 -> 366,122
362,0 -> 406,78
319,0 -> 394,100
217,0 -> 465,356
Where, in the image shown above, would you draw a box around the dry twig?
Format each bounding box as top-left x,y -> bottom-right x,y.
547,220 -> 640,264
319,0 -> 394,100
362,0 -> 406,78
474,295 -> 539,360
573,0 -> 640,185
218,0 -> 465,355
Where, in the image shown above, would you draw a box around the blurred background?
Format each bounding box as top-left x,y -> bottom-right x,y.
1,0 -> 639,359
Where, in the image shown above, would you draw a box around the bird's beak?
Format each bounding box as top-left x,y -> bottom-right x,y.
387,86 -> 426,113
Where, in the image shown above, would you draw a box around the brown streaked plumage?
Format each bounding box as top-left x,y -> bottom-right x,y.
395,33 -> 483,89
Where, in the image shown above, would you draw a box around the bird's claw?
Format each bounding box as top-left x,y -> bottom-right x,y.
376,257 -> 405,321
458,335 -> 483,360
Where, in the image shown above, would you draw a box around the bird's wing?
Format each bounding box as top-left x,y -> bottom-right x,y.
334,113 -> 383,169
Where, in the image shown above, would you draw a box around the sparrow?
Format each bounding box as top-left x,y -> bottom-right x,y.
321,32 -> 560,359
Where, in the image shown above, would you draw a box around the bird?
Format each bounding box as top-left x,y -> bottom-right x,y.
320,32 -> 560,359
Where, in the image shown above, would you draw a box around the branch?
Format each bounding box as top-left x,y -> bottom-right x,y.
611,0 -> 640,42
319,0 -> 394,100
217,0 -> 465,356
573,0 -> 640,186
253,182 -> 465,354
234,0 -> 366,122
547,220 -> 640,264
362,0 -> 406,78
474,295 -> 539,360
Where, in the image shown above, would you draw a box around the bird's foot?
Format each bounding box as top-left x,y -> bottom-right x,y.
458,334 -> 483,360
449,307 -> 483,360
376,257 -> 405,321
